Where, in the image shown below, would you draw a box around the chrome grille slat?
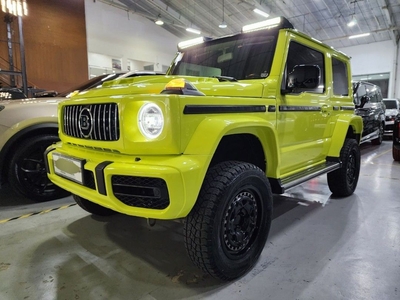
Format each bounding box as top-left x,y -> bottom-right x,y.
62,103 -> 119,141
108,103 -> 112,140
92,105 -> 98,140
114,104 -> 118,139
102,104 -> 106,140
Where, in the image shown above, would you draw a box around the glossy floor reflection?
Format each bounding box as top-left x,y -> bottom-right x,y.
0,139 -> 399,300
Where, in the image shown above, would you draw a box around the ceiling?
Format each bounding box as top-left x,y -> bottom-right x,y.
100,0 -> 400,49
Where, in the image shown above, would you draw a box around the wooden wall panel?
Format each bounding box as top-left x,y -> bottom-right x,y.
0,0 -> 88,93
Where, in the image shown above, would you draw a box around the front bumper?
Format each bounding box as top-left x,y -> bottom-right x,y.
45,143 -> 209,219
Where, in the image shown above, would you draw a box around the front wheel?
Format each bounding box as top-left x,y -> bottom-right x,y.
184,161 -> 273,281
73,195 -> 116,216
327,138 -> 361,197
8,134 -> 70,201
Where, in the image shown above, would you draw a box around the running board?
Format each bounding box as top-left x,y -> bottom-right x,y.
269,161 -> 341,194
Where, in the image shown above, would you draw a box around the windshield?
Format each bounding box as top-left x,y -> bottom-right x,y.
169,33 -> 278,80
383,100 -> 398,109
58,73 -> 123,97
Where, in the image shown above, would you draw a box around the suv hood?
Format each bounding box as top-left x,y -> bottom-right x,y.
77,75 -> 266,99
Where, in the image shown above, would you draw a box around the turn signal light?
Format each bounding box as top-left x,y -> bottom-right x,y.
161,78 -> 205,96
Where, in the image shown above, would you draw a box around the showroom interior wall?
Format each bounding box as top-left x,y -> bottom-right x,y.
0,0 -> 89,92
338,40 -> 400,98
84,0 -> 180,76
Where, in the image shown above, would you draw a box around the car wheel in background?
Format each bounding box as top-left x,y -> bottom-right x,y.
7,134 -> 70,202
371,122 -> 384,145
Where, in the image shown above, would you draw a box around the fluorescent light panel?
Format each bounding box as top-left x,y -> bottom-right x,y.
349,32 -> 370,39
178,37 -> 204,49
186,27 -> 201,34
242,17 -> 281,33
253,8 -> 269,18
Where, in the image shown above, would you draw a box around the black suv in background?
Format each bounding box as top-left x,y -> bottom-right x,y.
353,81 -> 386,144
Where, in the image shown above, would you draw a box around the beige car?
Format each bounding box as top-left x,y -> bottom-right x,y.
0,97 -> 68,201
0,72 -> 164,201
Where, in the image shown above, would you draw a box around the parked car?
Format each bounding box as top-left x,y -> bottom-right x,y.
0,87 -> 26,100
0,72 -> 162,201
353,81 -> 386,144
393,113 -> 400,161
383,98 -> 400,134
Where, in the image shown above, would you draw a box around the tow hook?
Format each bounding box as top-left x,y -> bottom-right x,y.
147,218 -> 156,227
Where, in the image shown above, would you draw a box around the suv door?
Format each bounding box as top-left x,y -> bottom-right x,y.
278,38 -> 331,175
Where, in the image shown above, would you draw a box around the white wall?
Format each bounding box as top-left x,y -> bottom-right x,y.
338,40 -> 399,98
84,0 -> 180,73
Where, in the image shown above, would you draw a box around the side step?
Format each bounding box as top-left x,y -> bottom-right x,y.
269,161 -> 341,194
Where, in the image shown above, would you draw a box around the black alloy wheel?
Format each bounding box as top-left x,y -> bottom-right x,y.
327,138 -> 361,197
184,161 -> 273,281
8,134 -> 70,201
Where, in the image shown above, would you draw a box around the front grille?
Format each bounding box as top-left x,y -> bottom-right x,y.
111,175 -> 170,209
63,103 -> 119,141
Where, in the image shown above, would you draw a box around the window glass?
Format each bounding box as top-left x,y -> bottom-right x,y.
332,58 -> 348,96
284,41 -> 325,94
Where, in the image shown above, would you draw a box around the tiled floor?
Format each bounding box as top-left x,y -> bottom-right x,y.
0,139 -> 399,300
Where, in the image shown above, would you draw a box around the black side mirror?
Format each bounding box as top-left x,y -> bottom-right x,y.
359,95 -> 370,108
282,64 -> 321,94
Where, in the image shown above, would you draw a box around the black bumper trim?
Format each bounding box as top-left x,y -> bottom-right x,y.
95,161 -> 113,195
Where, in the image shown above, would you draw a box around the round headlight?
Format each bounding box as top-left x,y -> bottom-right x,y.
138,103 -> 164,138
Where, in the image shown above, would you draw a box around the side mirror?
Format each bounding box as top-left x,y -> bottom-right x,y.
282,64 -> 321,94
359,95 -> 370,108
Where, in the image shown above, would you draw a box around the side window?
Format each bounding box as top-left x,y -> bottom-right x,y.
332,58 -> 349,96
283,41 -> 325,94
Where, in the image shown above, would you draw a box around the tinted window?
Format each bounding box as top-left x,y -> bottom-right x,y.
354,82 -> 382,104
383,100 -> 398,109
332,58 -> 348,96
285,41 -> 325,93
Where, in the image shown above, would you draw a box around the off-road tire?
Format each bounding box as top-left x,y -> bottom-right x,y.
327,138 -> 360,197
8,134 -> 70,202
371,122 -> 384,145
184,161 -> 273,281
73,194 -> 116,216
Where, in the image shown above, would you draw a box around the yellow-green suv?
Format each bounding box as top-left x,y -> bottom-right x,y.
45,17 -> 363,280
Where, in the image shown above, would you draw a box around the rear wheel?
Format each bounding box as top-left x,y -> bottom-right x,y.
327,138 -> 360,197
73,194 -> 116,216
184,161 -> 273,281
8,134 -> 70,202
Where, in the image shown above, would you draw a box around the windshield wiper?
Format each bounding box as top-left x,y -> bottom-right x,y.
211,75 -> 238,82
